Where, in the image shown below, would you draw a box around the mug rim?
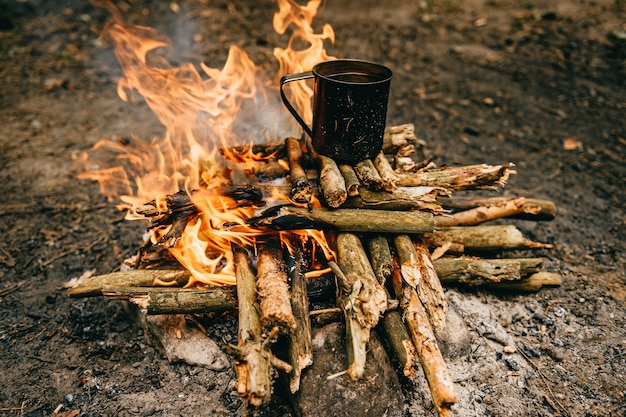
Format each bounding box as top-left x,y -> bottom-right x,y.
312,59 -> 392,85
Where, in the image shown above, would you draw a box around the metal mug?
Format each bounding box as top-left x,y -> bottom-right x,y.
280,59 -> 392,163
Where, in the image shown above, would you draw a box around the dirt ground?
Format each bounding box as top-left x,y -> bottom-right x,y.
1,0 -> 625,416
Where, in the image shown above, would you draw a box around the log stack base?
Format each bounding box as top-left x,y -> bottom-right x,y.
68,124 -> 561,416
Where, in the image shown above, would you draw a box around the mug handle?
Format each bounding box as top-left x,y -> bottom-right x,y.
280,72 -> 314,139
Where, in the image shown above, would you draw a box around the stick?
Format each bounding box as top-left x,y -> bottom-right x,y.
220,142 -> 285,161
304,136 -> 347,208
67,269 -> 191,298
373,151 -> 398,192
333,233 -> 387,380
438,196 -> 556,221
102,286 -> 237,314
338,164 -> 361,197
402,285 -> 456,416
286,244 -> 313,393
485,271 -> 562,292
228,246 -> 291,407
256,237 -> 297,333
354,159 -> 385,191
342,186 -> 446,212
285,137 -> 313,204
397,163 -> 515,190
394,235 -> 447,334
433,257 -> 544,286
248,206 -> 435,234
367,236 -> 417,378
318,154 -> 348,208
435,197 -> 543,227
383,123 -> 418,153
367,236 -> 394,286
423,225 -> 553,252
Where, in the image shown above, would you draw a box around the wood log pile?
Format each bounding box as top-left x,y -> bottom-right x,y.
68,123 -> 561,416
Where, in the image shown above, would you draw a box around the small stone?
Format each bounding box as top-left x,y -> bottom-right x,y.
503,345 -> 516,354
505,357 -> 520,371
437,303 -> 472,358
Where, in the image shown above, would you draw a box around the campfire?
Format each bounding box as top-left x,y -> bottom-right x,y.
69,1 -> 561,416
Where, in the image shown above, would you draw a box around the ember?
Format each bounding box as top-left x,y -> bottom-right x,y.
70,1 -> 562,416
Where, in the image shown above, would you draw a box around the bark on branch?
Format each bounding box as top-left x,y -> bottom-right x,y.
248,206 -> 434,234
333,233 -> 387,380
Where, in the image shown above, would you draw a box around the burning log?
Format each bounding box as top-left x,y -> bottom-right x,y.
394,235 -> 447,334
433,257 -> 544,287
373,151 -> 399,192
367,236 -> 417,378
434,197 -> 545,227
285,137 -> 313,204
338,164 -> 360,197
286,245 -> 313,393
67,269 -> 191,298
248,206 -> 434,234
383,123 -> 419,153
438,196 -> 556,221
354,159 -> 385,191
332,233 -> 387,380
102,286 -> 237,314
396,163 -> 515,190
228,246 -> 292,407
423,225 -> 553,253
220,142 -> 286,161
256,238 -> 297,333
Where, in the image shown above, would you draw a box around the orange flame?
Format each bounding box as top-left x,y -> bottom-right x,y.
273,0 -> 336,125
79,0 -> 337,286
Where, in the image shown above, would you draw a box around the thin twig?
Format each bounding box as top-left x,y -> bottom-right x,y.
515,343 -> 567,415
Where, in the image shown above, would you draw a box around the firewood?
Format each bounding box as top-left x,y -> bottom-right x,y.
354,159 -> 385,191
332,233 -> 387,380
394,235 -> 447,334
285,137 -> 313,204
423,225 -> 553,252
102,286 -> 237,314
373,151 -> 399,192
338,164 -> 361,197
247,206 -> 435,234
227,246 -> 292,407
382,123 -> 418,153
435,197 -> 543,226
401,285 -> 456,416
220,142 -> 286,161
342,186 -> 447,212
378,308 -> 417,379
397,163 -> 515,190
304,136 -> 347,208
67,269 -> 191,298
367,235 -> 394,286
367,236 -> 417,378
286,245 -> 313,393
256,237 -> 297,333
318,154 -> 348,208
433,257 -> 544,286
485,271 -> 562,292
438,196 -> 556,221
